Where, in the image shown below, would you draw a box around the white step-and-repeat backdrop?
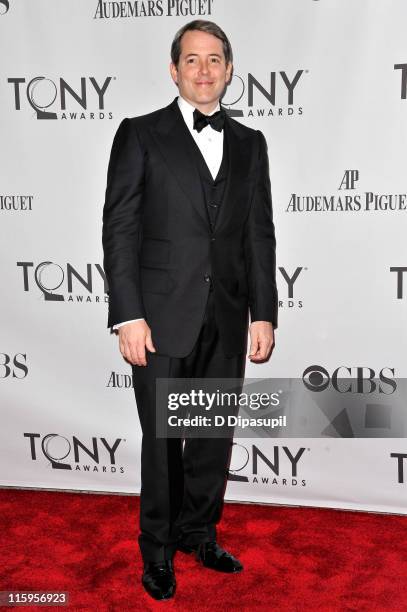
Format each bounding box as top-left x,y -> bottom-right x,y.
1,0 -> 406,514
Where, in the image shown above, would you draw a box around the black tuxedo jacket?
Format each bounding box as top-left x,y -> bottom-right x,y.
102,97 -> 278,358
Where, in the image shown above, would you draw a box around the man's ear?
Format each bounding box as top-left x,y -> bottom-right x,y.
169,62 -> 178,85
226,62 -> 233,84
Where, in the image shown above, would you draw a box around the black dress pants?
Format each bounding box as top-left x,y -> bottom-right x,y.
132,289 -> 246,562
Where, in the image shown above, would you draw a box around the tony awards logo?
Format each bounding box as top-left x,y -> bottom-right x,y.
222,70 -> 306,118
7,76 -> 114,120
17,261 -> 108,304
24,433 -> 125,474
229,443 -> 307,486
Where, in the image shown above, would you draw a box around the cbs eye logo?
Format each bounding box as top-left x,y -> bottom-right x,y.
0,1 -> 9,15
303,365 -> 330,392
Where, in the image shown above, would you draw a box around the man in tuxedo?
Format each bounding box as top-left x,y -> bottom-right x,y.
102,19 -> 278,600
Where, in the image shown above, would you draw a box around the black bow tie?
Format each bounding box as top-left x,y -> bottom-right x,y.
193,108 -> 225,133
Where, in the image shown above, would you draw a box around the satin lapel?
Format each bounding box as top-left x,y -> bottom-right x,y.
150,98 -> 208,226
214,114 -> 252,232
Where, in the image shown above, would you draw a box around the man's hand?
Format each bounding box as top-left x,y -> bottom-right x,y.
117,320 -> 156,366
248,321 -> 275,362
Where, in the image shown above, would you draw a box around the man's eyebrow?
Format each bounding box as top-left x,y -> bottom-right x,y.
184,53 -> 223,58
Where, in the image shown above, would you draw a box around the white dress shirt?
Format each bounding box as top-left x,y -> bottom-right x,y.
113,95 -> 224,330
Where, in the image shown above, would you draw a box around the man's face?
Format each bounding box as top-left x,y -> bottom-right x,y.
170,29 -> 232,112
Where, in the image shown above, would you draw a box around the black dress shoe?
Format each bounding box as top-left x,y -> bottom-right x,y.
178,541 -> 243,573
141,560 -> 176,600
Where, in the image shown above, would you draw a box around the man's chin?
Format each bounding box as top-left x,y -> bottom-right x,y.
192,94 -> 221,107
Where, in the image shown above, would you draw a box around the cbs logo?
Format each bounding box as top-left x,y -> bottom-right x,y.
302,365 -> 396,394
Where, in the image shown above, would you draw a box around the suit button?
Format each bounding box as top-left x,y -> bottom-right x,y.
204,274 -> 211,283
209,203 -> 218,208
211,237 -> 216,242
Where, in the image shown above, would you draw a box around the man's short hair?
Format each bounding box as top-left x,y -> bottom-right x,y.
171,19 -> 233,67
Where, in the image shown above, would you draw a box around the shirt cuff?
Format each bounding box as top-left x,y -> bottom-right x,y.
112,318 -> 144,330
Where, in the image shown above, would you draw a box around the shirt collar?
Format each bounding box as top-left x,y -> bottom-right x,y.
177,95 -> 221,131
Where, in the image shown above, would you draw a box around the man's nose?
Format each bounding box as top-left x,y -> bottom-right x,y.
198,60 -> 210,75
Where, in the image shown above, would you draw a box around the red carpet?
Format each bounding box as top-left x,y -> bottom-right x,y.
0,489 -> 406,611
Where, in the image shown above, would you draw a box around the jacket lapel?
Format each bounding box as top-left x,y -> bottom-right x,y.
150,97 -> 252,231
150,98 -> 208,225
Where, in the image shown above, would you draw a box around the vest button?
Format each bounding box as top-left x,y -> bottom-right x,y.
204,274 -> 211,283
211,237 -> 216,242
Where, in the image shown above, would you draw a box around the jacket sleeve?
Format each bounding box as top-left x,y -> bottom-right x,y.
102,118 -> 146,328
244,130 -> 278,328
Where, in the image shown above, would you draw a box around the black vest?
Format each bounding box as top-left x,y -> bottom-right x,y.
187,129 -> 229,231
